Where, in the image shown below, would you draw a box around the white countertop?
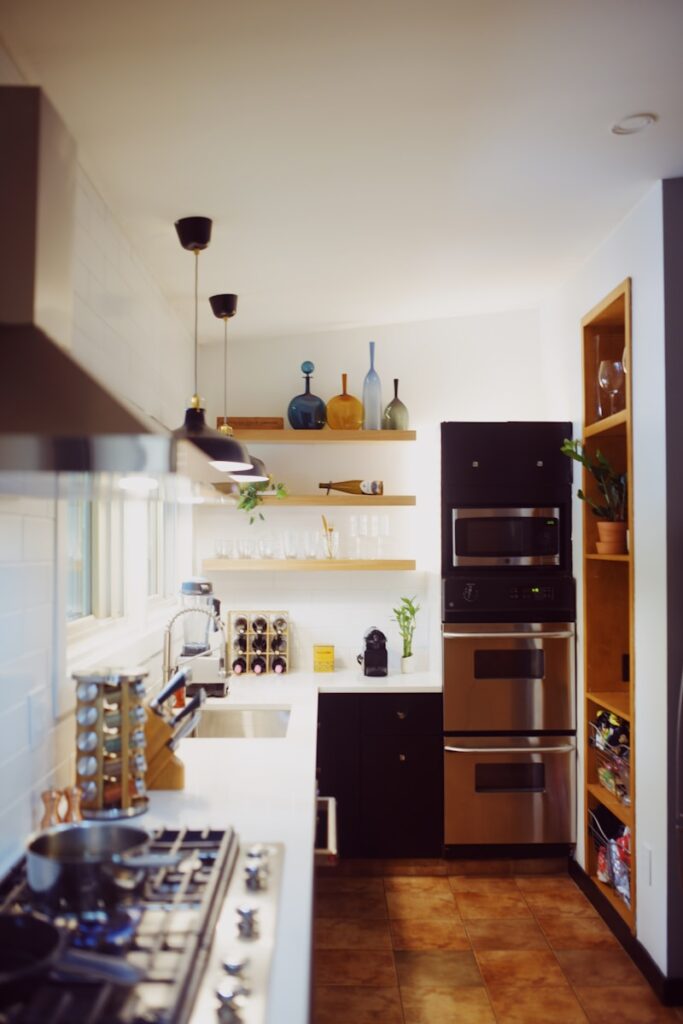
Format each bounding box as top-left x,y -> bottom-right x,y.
144,669 -> 441,1023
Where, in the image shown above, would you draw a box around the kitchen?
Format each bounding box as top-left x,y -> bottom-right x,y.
1,2 -> 683,1022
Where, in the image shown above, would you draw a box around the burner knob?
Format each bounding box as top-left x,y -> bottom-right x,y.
236,905 -> 259,938
246,844 -> 268,860
462,583 -> 479,603
244,863 -> 268,891
223,956 -> 250,977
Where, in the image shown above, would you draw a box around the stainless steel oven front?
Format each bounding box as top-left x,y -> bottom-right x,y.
443,735 -> 576,844
451,507 -> 561,568
443,622 -> 575,733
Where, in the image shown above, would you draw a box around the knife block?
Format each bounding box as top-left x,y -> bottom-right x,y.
144,711 -> 185,791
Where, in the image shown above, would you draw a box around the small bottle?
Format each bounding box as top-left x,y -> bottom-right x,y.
251,656 -> 267,675
319,480 -> 383,496
271,656 -> 287,675
252,616 -> 268,634
233,635 -> 247,654
251,634 -> 267,653
271,634 -> 287,653
234,616 -> 248,634
232,657 -> 247,675
272,616 -> 288,634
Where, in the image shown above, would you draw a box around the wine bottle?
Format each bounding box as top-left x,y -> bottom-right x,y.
272,616 -> 288,634
252,616 -> 268,634
233,635 -> 247,654
234,616 -> 248,634
231,657 -> 247,675
251,634 -> 267,653
271,635 -> 287,653
318,480 -> 383,496
271,656 -> 287,674
251,655 -> 267,675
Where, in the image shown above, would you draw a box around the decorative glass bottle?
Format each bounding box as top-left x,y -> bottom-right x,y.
326,373 -> 363,430
362,341 -> 382,430
287,361 -> 326,429
382,378 -> 409,430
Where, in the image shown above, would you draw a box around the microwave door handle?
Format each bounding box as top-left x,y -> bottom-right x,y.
442,631 -> 574,640
444,744 -> 576,754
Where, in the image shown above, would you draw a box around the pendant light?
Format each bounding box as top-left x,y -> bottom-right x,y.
210,293 -> 269,484
172,217 -> 252,473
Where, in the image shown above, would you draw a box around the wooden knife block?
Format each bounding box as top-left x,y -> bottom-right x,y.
144,710 -> 185,790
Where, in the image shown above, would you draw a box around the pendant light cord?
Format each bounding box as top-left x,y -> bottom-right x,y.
194,250 -> 199,397
223,317 -> 228,426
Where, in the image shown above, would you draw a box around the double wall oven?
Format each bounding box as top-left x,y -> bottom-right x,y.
441,422 -> 576,849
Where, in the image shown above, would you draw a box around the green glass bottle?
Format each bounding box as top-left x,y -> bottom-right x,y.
382,378 -> 409,430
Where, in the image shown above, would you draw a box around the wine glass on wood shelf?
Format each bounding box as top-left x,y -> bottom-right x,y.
598,359 -> 625,416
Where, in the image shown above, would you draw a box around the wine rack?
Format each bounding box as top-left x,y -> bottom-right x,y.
228,610 -> 290,676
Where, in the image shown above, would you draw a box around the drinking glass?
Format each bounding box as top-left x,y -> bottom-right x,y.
598,359 -> 625,416
302,530 -> 319,559
282,530 -> 299,559
349,516 -> 362,559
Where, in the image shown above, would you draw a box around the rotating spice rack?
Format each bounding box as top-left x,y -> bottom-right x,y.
73,668 -> 149,818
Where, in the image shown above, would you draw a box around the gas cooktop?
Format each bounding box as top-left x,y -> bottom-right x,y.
0,827 -> 283,1024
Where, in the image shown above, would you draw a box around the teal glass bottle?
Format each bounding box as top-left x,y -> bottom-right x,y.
287,361 -> 326,429
362,341 -> 382,430
382,378 -> 409,429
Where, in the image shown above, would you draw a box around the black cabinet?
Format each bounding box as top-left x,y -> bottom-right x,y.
317,691 -> 443,858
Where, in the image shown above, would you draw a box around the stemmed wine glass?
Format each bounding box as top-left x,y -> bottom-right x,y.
598,359 -> 625,416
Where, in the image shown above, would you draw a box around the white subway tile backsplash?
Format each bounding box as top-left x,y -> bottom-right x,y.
22,517 -> 54,562
0,515 -> 23,561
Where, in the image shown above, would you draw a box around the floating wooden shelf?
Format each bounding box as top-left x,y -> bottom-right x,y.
232,429 -> 416,443
590,875 -> 634,927
203,558 -> 416,572
586,690 -> 631,721
587,784 -> 633,828
584,409 -> 627,439
585,553 -> 630,563
210,488 -> 416,507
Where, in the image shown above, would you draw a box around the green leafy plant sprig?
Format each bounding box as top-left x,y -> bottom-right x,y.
560,439 -> 626,521
237,477 -> 287,524
392,596 -> 420,659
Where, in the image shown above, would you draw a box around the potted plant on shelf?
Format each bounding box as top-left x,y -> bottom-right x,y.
237,477 -> 287,524
560,439 -> 627,553
392,596 -> 420,673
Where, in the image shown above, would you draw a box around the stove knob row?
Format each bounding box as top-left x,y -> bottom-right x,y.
237,905 -> 259,939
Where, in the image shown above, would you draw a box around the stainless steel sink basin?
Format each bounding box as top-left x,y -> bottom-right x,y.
192,707 -> 291,739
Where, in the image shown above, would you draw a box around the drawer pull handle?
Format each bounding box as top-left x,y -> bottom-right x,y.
399,753 -> 407,762
396,711 -> 407,720
445,744 -> 575,754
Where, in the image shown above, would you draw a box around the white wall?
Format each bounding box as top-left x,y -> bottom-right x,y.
540,183 -> 667,970
194,309 -> 554,673
0,47 -> 194,872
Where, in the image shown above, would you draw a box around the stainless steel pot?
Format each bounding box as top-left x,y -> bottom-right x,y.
27,822 -> 181,911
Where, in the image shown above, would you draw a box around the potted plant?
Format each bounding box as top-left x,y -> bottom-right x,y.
237,477 -> 287,524
392,596 -> 420,673
560,439 -> 627,553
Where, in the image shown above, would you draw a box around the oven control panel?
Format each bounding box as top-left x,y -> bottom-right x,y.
443,574 -> 575,623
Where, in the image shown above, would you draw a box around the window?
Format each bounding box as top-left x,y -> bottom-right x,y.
66,499 -> 92,621
147,500 -> 177,599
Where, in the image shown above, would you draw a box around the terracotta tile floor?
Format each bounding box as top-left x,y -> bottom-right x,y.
313,864 -> 683,1024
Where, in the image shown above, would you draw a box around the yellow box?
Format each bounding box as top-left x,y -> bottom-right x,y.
313,645 -> 335,672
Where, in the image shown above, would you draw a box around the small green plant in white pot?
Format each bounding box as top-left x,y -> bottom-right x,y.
393,596 -> 419,674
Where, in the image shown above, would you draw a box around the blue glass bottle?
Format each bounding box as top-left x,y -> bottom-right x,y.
287,361 -> 326,430
362,341 -> 382,430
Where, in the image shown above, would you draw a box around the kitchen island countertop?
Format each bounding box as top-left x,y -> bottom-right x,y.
146,669 -> 441,1023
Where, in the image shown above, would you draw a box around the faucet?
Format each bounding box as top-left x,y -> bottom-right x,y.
162,607 -> 227,684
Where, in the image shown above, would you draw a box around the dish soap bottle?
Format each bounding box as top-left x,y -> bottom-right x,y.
362,341 -> 382,430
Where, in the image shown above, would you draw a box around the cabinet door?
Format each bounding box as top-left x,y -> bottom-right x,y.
359,734 -> 443,857
317,694 -> 361,857
360,692 -> 443,738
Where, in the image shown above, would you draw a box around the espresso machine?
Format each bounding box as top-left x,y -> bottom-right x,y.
358,627 -> 388,677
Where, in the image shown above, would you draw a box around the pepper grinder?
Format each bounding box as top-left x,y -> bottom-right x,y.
40,789 -> 62,828
64,785 -> 83,823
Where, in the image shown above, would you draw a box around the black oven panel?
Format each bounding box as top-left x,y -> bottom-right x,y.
443,574 -> 575,623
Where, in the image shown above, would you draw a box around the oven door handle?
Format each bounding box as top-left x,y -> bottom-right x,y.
444,743 -> 576,754
442,631 -> 575,640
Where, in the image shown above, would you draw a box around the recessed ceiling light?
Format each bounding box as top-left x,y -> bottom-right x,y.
611,113 -> 658,136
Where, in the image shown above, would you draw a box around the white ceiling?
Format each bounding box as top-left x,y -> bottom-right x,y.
2,0 -> 683,344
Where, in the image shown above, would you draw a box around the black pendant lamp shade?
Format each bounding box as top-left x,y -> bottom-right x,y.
209,293 -> 238,319
172,219 -> 252,473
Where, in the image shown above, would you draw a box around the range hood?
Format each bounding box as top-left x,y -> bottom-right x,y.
0,85 -> 210,486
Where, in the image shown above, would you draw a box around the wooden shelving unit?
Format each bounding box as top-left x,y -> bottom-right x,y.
211,488 -> 416,507
203,558 -> 416,572
232,429 -> 416,443
580,278 -> 635,931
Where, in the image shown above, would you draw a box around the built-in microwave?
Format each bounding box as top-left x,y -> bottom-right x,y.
451,507 -> 561,568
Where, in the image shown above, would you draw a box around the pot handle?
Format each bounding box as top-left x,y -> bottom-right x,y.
114,851 -> 183,871
57,948 -> 144,987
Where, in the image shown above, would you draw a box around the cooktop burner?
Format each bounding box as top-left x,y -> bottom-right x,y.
0,827 -> 238,1024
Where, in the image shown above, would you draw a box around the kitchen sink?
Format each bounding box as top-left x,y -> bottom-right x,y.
192,707 -> 291,739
